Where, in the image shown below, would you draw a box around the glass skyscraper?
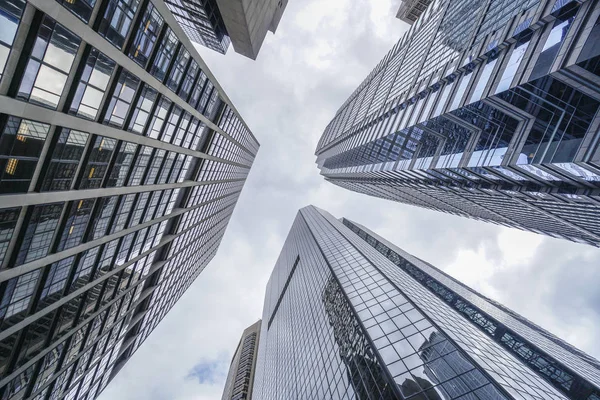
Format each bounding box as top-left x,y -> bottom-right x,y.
253,206 -> 600,400
221,320 -> 261,400
0,1 -> 258,399
316,0 -> 600,246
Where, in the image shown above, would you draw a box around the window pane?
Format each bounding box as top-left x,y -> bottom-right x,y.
128,84 -> 157,135
0,116 -> 51,193
17,17 -> 81,109
57,199 -> 95,251
0,270 -> 41,328
0,0 -> 26,79
106,142 -> 137,187
70,48 -> 115,120
129,2 -> 163,67
0,207 -> 20,265
147,97 -> 171,139
166,47 -> 190,92
15,202 -> 64,265
97,0 -> 140,49
36,256 -> 76,311
104,69 -> 140,128
150,29 -> 177,82
79,136 -> 117,189
41,128 -> 89,192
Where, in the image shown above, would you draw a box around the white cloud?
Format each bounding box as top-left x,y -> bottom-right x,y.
99,0 -> 600,399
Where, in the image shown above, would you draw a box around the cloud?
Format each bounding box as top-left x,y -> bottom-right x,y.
186,357 -> 228,385
98,0 -> 600,399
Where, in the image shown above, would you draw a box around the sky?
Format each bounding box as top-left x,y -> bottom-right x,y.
99,1 -> 600,399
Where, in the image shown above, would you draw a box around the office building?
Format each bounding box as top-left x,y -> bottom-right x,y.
316,0 -> 600,246
396,0 -> 432,25
253,205 -> 600,400
165,0 -> 288,59
222,320 -> 261,400
0,1 -> 258,399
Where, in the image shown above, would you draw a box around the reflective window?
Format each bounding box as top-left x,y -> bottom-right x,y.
495,39 -> 530,94
104,69 -> 140,128
79,136 -> 117,189
150,28 -> 177,82
449,72 -> 471,111
127,146 -> 152,186
106,142 -> 136,187
17,16 -> 81,109
71,48 -> 115,120
179,60 -> 199,101
89,197 -> 117,240
160,105 -> 182,143
129,2 -> 163,67
144,149 -> 165,184
15,202 -> 64,265
172,112 -> 191,146
128,84 -> 158,135
0,116 -> 51,193
0,207 -> 19,265
530,14 -> 575,81
0,0 -> 26,80
97,0 -> 140,49
31,342 -> 65,394
0,270 -> 40,327
56,0 -> 97,23
189,71 -> 207,108
57,199 -> 95,251
37,256 -> 76,310
147,97 -> 171,139
41,128 -> 89,192
69,247 -> 100,293
469,57 -> 498,104
166,47 -> 190,92
197,80 -> 214,114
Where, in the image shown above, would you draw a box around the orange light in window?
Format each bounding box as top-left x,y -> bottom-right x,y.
69,225 -> 74,235
5,158 -> 17,175
88,167 -> 95,178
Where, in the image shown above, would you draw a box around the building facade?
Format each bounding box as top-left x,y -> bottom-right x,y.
164,0 -> 288,59
253,206 -> 600,400
0,1 -> 258,399
316,0 -> 600,246
222,320 -> 261,400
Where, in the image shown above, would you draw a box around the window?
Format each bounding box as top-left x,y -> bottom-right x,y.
495,38 -> 530,94
147,97 -> 172,139
128,84 -> 158,134
15,202 -> 64,265
189,71 -> 207,108
172,112 -> 191,146
150,28 -> 178,82
79,136 -> 117,189
106,142 -> 137,187
41,128 -> 89,192
17,16 -> 81,109
129,2 -> 163,67
0,0 -> 26,79
97,0 -> 140,49
144,149 -> 165,184
37,256 -> 76,311
71,48 -> 116,120
57,0 -> 97,23
104,69 -> 140,128
0,116 -> 51,193
197,80 -> 214,113
127,146 -> 152,185
57,199 -> 95,251
0,207 -> 19,266
166,47 -> 190,92
0,270 -> 40,324
179,60 -> 199,101
160,105 -> 182,143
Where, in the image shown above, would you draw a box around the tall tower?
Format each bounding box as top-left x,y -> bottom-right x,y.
222,320 -> 261,400
0,1 -> 258,399
253,206 -> 600,400
316,0 -> 600,247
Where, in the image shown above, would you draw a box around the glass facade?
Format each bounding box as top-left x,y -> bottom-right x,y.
221,320 -> 261,400
253,206 -> 600,400
316,0 -> 600,247
0,1 -> 259,399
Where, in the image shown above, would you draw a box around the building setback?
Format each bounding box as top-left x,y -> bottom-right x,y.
164,0 -> 288,59
253,206 -> 600,400
316,0 -> 600,247
222,320 -> 261,400
0,1 -> 258,399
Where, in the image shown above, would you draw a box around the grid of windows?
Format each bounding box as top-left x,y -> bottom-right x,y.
0,1 -> 258,400
254,207 -> 600,400
317,0 -> 600,248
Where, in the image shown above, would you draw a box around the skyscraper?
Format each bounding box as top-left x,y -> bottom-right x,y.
164,0 -> 288,59
316,0 -> 600,246
222,320 -> 261,400
253,205 -> 600,400
0,1 -> 258,399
